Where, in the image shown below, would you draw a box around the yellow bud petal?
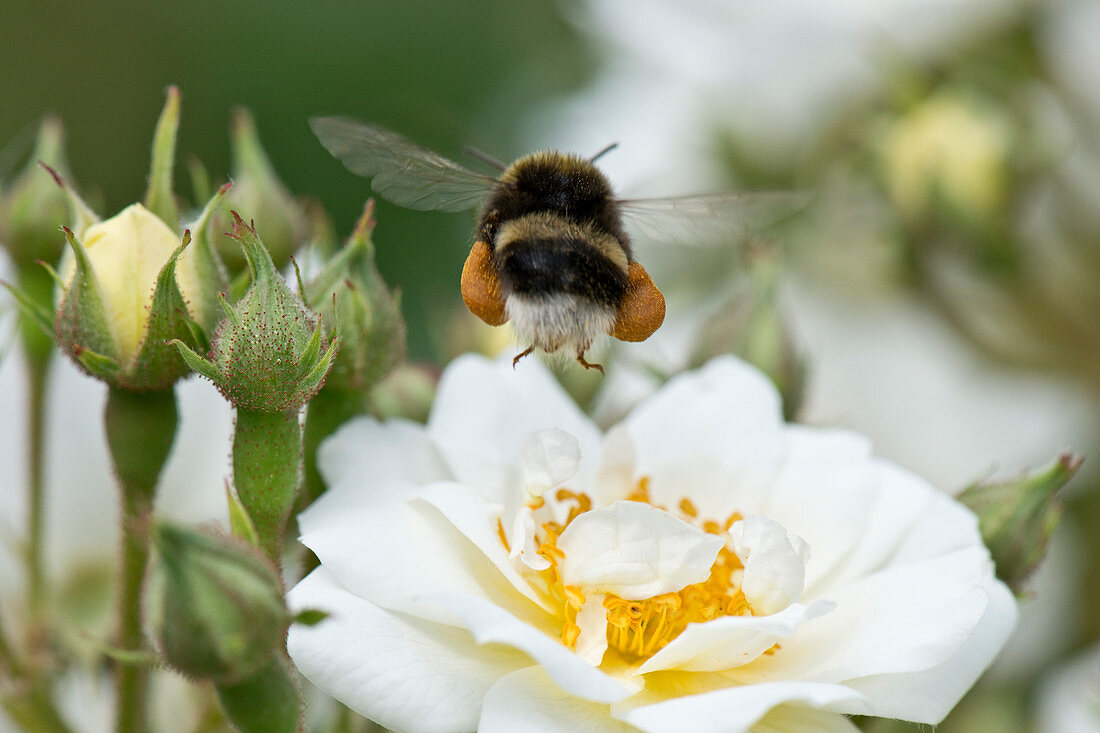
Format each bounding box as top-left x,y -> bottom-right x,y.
72,203 -> 182,363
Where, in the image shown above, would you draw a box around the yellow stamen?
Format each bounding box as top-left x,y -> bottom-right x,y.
679,498 -> 698,518
502,476 -> 764,661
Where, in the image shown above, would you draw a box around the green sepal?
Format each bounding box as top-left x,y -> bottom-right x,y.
303,199 -> 405,392
73,346 -> 119,379
232,211 -> 277,289
216,292 -> 239,328
303,200 -> 374,309
959,453 -> 1082,594
295,319 -> 326,377
290,256 -> 307,298
37,162 -> 98,237
170,339 -> 222,384
184,181 -> 231,333
225,484 -> 260,547
86,640 -> 157,667
126,231 -> 201,390
187,155 -> 212,207
37,259 -> 67,293
299,335 -> 340,395
182,317 -> 210,356
144,86 -> 181,228
2,278 -> 55,338
292,609 -> 329,627
56,226 -> 120,372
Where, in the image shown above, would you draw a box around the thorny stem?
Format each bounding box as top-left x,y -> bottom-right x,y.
233,408 -> 302,563
104,387 -> 178,733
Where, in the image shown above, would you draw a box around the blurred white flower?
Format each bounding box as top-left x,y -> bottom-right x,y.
288,354 -> 1014,733
1037,641 -> 1100,733
785,281 -> 1097,491
530,0 -> 1027,181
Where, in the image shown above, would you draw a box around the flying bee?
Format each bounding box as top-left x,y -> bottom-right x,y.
311,117 -> 808,373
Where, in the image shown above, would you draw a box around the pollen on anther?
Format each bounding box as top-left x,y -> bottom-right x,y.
678,498 -> 698,518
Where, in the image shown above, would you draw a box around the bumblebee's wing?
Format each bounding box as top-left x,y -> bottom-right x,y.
617,191 -> 812,245
310,117 -> 498,212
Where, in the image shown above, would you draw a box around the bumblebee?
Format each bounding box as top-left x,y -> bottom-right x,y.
311,118 -> 805,372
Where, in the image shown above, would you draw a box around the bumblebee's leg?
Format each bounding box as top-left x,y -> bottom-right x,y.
612,261 -> 666,342
512,346 -> 535,369
576,352 -> 605,374
461,240 -> 508,326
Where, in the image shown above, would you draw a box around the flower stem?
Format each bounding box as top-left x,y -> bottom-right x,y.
17,263 -> 55,640
215,654 -> 301,733
104,387 -> 179,733
233,408 -> 302,563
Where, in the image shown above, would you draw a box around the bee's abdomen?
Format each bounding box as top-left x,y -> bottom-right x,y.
495,231 -> 628,308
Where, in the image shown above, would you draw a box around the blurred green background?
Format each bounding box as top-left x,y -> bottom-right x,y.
4,1 -> 1100,730
0,0 -> 593,358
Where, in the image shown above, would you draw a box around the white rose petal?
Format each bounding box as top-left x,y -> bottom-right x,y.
729,515 -> 810,616
557,500 -> 724,599
519,428 -> 581,497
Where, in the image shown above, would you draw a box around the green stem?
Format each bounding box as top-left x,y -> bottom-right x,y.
25,352 -> 50,624
215,654 -> 301,733
17,263 -> 55,641
104,387 -> 179,733
233,408 -> 302,563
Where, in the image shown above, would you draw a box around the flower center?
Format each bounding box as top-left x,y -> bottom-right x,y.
506,478 -> 756,662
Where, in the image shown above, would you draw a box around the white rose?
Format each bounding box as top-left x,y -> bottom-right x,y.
288,354 -> 1015,733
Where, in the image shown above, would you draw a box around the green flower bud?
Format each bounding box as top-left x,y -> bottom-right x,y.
218,108 -> 308,274
146,523 -> 288,684
0,117 -> 71,269
958,453 -> 1082,594
305,200 -> 405,392
174,212 -> 339,411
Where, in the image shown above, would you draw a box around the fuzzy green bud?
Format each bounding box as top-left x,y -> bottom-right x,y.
305,200 -> 405,392
0,117 -> 71,269
146,523 -> 288,684
174,212 -> 338,411
959,454 -> 1082,594
217,108 -> 308,274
